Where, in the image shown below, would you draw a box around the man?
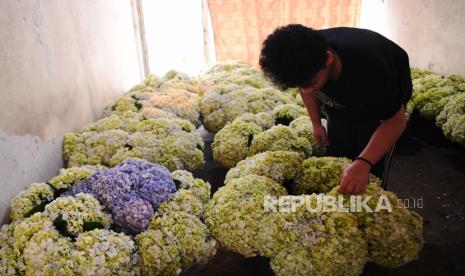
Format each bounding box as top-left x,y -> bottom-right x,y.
259,24 -> 412,194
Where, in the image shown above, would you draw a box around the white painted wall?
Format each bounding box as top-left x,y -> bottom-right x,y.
0,0 -> 141,223
361,0 -> 465,76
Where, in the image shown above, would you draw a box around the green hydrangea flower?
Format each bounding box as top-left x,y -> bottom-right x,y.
411,85 -> 457,120
149,211 -> 217,268
200,85 -> 294,132
329,184 -> 424,268
289,116 -> 326,156
44,193 -> 112,237
135,229 -> 182,275
157,189 -> 204,217
48,165 -> 106,191
0,223 -> 21,275
205,175 -> 287,257
272,104 -> 307,126
231,112 -> 275,129
248,125 -> 313,157
224,151 -> 304,186
293,157 -> 381,194
268,205 -> 367,276
137,89 -> 202,127
73,229 -> 138,275
12,213 -> 54,253
64,117 -> 205,171
10,183 -> 55,221
212,121 -> 264,168
23,229 -> 75,276
170,170 -> 211,203
437,93 -> 465,145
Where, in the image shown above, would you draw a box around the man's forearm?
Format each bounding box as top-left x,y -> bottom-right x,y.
358,107 -> 407,165
300,91 -> 322,126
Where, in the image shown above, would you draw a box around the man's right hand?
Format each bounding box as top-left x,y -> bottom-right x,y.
313,124 -> 330,147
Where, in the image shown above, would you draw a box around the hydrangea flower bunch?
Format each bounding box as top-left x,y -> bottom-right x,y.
206,151 -> 424,274
66,159 -> 177,233
289,116 -> 327,155
135,211 -> 217,275
0,223 -> 19,275
212,109 -> 319,168
105,70 -> 203,128
271,104 -> 307,126
48,165 -> 107,192
9,165 -> 105,221
267,206 -> 368,276
149,212 -> 217,268
205,174 -> 287,257
294,156 -> 381,194
63,115 -> 205,171
408,68 -> 465,144
329,184 -> 424,268
72,229 -> 138,275
224,151 -> 304,185
436,93 -> 465,145
22,228 -> 75,275
44,193 -> 112,237
248,125 -> 313,157
212,120 -> 264,168
9,183 -> 55,221
200,84 -> 295,132
170,170 -> 211,203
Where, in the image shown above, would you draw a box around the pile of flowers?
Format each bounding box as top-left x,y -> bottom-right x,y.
1,159 -> 216,275
63,113 -> 205,171
436,93 -> 465,145
212,104 -> 324,168
409,68 -> 465,145
199,61 -> 302,133
205,151 -> 424,275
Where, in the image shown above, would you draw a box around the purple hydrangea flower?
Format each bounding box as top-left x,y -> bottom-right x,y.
62,181 -> 95,197
112,192 -> 154,233
64,159 -> 176,233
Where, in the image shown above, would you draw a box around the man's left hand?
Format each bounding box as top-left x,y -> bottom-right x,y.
338,160 -> 370,194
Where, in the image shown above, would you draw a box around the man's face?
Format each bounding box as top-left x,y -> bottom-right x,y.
300,65 -> 330,95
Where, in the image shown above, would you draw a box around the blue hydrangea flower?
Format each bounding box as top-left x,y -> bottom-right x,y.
64,159 -> 176,233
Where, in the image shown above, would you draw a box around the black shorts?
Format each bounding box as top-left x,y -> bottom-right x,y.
325,117 -> 395,189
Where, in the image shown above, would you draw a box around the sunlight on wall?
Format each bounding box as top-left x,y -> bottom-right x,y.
359,0 -> 387,36
142,0 -> 209,76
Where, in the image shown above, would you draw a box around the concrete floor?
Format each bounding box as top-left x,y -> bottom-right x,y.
193,114 -> 465,276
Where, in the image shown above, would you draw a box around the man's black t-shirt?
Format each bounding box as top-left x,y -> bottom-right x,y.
318,27 -> 412,122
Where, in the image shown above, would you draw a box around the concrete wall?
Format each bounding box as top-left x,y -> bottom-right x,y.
0,0 -> 141,223
383,0 -> 465,75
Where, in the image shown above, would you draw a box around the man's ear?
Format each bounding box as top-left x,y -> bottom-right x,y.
326,50 -> 334,66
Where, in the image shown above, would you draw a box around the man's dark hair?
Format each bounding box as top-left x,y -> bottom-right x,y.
259,24 -> 328,89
